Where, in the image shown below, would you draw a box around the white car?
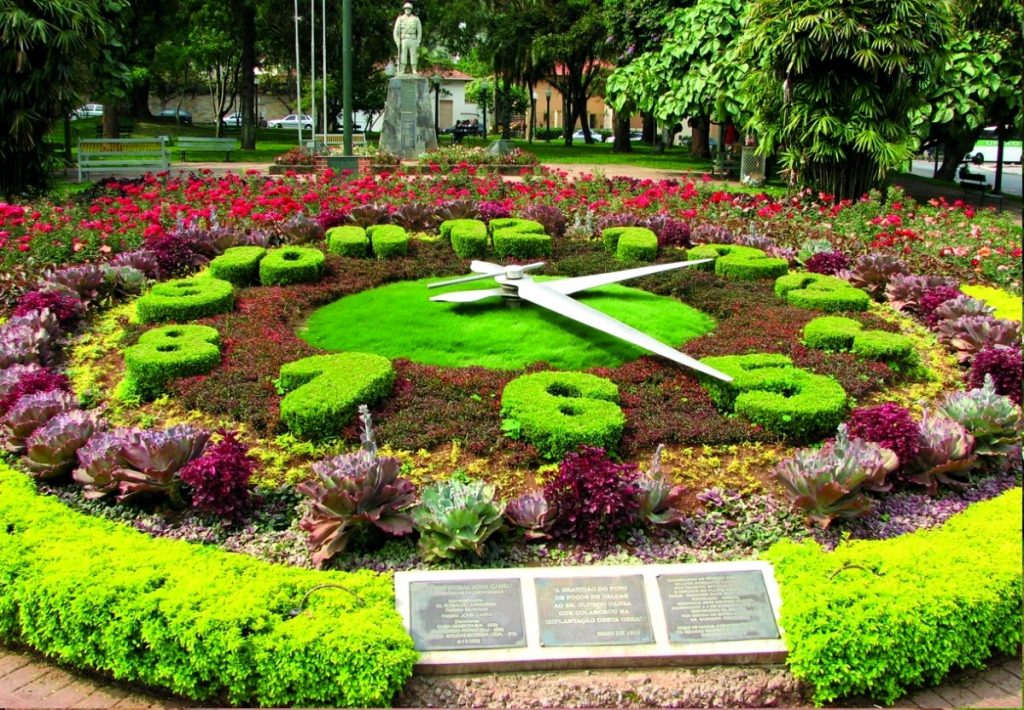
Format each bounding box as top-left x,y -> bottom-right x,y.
267,114 -> 313,130
571,129 -> 606,143
72,103 -> 104,119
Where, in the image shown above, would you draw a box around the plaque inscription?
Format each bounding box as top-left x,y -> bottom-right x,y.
535,575 -> 653,647
409,579 -> 527,651
657,571 -> 780,643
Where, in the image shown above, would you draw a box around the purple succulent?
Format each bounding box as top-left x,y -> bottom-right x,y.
969,346 -> 1022,405
908,409 -> 975,494
505,491 -> 557,540
2,389 -> 79,453
22,409 -> 104,480
884,274 -> 959,313
73,429 -> 128,499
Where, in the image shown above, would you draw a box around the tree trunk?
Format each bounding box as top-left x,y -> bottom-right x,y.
804,150 -> 877,201
127,81 -> 153,119
238,0 -> 257,150
612,109 -> 631,153
102,106 -> 120,139
936,133 -> 978,181
689,116 -> 710,158
641,113 -> 655,144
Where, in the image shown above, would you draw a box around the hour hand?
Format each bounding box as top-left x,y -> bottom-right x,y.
429,287 -> 504,303
547,259 -> 712,295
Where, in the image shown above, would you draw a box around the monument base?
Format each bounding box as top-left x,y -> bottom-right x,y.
379,76 -> 438,160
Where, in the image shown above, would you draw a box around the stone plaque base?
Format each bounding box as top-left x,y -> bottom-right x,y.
379,76 -> 438,160
394,561 -> 786,674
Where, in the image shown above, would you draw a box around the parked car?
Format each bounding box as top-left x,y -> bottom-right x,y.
157,108 -> 193,125
267,114 -> 313,130
571,129 -> 606,143
72,104 -> 104,119
222,112 -> 243,127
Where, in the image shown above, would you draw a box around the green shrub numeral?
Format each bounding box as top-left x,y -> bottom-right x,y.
122,324 -> 221,400
686,243 -> 790,280
444,219 -> 488,258
603,226 -> 659,262
136,277 -> 234,323
501,371 -> 625,459
209,246 -> 267,286
259,246 -> 326,286
803,316 -> 916,364
700,353 -> 848,442
327,226 -> 369,257
775,272 -> 871,312
366,224 -> 410,259
490,218 -> 551,260
278,353 -> 395,439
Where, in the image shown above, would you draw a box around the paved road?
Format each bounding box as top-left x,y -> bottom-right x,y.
908,159 -> 1022,197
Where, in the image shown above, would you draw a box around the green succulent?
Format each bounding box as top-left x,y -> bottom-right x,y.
939,375 -> 1022,457
412,479 -> 505,562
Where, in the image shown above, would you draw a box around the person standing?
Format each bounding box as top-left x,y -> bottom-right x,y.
393,3 -> 422,75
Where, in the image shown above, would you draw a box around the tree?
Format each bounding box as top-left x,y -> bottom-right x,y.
0,0 -> 127,195
738,0 -> 954,199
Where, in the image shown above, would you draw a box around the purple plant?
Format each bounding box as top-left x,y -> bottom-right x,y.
47,264 -> 108,304
435,200 -> 480,222
544,446 -> 640,546
935,316 -> 1020,365
846,253 -> 908,300
969,346 -> 1022,405
113,425 -> 211,505
908,409 -> 975,494
143,232 -> 206,277
347,204 -> 390,228
519,204 -> 567,238
1,389 -> 79,453
110,249 -> 161,278
846,402 -> 921,471
476,200 -> 511,222
932,295 -> 994,324
939,375 -> 1022,457
691,223 -> 734,245
805,251 -> 850,276
919,285 -> 964,326
0,366 -> 71,417
644,215 -> 691,248
179,430 -> 256,521
315,209 -> 349,231
22,410 -> 104,480
884,274 -> 958,313
73,429 -> 126,499
280,212 -> 325,244
597,212 -> 640,230
0,318 -> 53,368
505,491 -> 557,540
636,445 -> 687,526
12,289 -> 84,327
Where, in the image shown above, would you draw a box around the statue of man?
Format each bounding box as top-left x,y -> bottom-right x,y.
393,3 -> 422,75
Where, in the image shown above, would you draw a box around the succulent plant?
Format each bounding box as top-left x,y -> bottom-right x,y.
0,366 -> 71,417
390,202 -> 439,232
2,390 -> 79,453
22,409 -> 104,480
931,295 -> 994,324
504,491 -> 557,540
844,253 -> 908,300
918,285 -> 966,326
347,204 -> 391,228
935,315 -> 1021,365
773,425 -> 898,528
884,274 -> 958,313
412,478 -> 505,562
908,409 -> 976,494
939,375 -> 1022,457
520,204 -> 567,238
46,264 -> 108,304
112,425 -> 211,504
796,238 -> 834,264
643,214 -> 691,248
692,223 -> 734,245
171,221 -> 237,258
636,445 -> 688,526
0,363 -> 46,400
73,429 -> 127,499
110,249 -> 161,278
102,265 -> 151,297
234,228 -> 286,249
0,320 -> 52,369
280,212 -> 324,244
597,212 -> 641,231
435,200 -> 480,222
969,346 -> 1022,405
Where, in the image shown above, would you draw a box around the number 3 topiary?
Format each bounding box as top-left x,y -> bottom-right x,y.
136,277 -> 235,323
501,371 -> 625,459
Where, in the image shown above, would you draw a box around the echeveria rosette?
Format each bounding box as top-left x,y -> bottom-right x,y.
939,375 -> 1022,457
935,315 -> 1021,365
845,253 -> 908,300
884,273 -> 959,314
112,425 -> 211,505
636,444 -> 688,527
0,312 -> 58,369
1,389 -> 79,453
46,263 -> 108,303
931,295 -> 994,325
298,449 -> 416,567
73,429 -> 128,499
773,425 -> 899,528
412,479 -> 504,562
504,491 -> 557,541
22,409 -> 104,480
0,366 -> 71,417
908,409 -> 976,495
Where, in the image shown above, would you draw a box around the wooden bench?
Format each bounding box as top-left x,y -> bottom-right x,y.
957,168 -> 1004,211
77,138 -> 170,182
302,133 -> 367,154
176,136 -> 239,161
94,123 -> 134,138
712,151 -> 740,179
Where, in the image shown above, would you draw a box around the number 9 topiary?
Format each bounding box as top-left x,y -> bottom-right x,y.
490,218 -> 551,260
122,324 -> 221,400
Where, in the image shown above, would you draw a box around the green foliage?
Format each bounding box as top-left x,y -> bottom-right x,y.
605,227 -> 659,262
259,247 -> 326,286
501,371 -> 625,459
449,221 -> 489,259
366,225 -> 410,259
775,273 -> 871,312
0,464 -> 416,706
492,224 -> 552,259
208,246 -> 267,286
412,478 -> 505,562
802,316 -> 915,365
278,353 -> 395,440
488,218 -> 544,235
136,277 -> 235,324
700,353 -> 848,442
326,226 -> 370,258
439,218 -> 485,241
687,243 -> 789,280
123,324 -> 221,401
938,375 -> 1022,456
766,488 -> 1022,704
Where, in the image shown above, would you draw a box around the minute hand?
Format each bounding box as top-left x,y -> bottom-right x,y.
546,259 -> 712,296
514,280 -> 732,382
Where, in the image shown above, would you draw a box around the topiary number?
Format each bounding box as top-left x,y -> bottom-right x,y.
278,353 -> 395,439
803,316 -> 916,365
775,272 -> 871,312
136,277 -> 234,323
491,218 -> 551,259
122,324 -> 221,400
686,243 -> 789,280
500,371 -> 625,459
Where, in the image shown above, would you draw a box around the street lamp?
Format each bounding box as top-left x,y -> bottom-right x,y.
479,80 -> 490,138
544,88 -> 552,143
431,72 -> 442,136
293,0 -> 303,146
530,91 -> 537,144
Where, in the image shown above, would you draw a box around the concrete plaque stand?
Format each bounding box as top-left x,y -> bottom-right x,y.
379,76 -> 438,159
394,561 -> 787,674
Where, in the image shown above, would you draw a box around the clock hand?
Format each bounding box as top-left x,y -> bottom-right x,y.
514,279 -> 732,382
429,287 -> 505,303
428,261 -> 545,289
546,259 -> 712,296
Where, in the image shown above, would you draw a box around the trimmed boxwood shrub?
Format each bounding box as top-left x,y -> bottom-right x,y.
616,228 -> 659,262
802,316 -> 915,364
700,353 -> 848,442
439,218 -> 485,241
501,371 -> 625,460
326,226 -> 369,258
259,247 -> 326,286
487,217 -> 544,235
492,228 -> 552,259
449,220 -> 489,259
687,243 -> 789,280
208,246 -> 267,286
136,277 -> 234,324
775,272 -> 871,312
123,324 -> 221,400
766,488 -> 1022,705
278,353 -> 395,439
0,464 -> 416,707
366,224 -> 410,259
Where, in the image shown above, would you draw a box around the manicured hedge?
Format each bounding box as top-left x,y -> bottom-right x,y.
492,228 -> 552,259
259,246 -> 326,286
614,228 -> 659,262
775,272 -> 871,312
487,218 -> 544,235
700,353 -> 848,442
123,324 -> 221,400
367,225 -> 410,259
439,218 -> 485,242
136,277 -> 235,323
0,464 -> 417,707
327,226 -> 369,258
803,316 -> 915,364
766,487 -> 1022,705
278,353 -> 395,439
687,243 -> 789,280
208,246 -> 267,286
501,371 -> 625,459
448,220 -> 488,259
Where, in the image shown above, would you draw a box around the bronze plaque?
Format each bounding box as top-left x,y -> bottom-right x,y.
657,571 -> 780,643
535,575 -> 653,647
409,579 -> 527,651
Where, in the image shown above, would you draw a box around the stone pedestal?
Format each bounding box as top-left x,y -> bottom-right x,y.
379,76 -> 438,159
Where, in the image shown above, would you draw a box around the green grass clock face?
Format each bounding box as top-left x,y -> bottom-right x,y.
301,277 -> 716,370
